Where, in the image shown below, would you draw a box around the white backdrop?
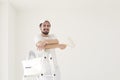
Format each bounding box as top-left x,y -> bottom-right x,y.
0,0 -> 120,80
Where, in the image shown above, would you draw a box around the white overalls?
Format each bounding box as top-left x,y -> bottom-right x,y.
23,34 -> 61,80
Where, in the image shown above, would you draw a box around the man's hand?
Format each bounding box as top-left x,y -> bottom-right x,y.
58,44 -> 67,50
36,41 -> 48,51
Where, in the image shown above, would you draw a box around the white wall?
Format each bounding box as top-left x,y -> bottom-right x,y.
0,4 -> 2,80
0,2 -> 16,80
15,2 -> 120,80
8,3 -> 16,80
0,2 -> 8,80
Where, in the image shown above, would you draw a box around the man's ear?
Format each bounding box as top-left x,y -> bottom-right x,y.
40,27 -> 42,30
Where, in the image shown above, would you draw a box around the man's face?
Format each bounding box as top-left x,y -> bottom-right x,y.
40,21 -> 51,35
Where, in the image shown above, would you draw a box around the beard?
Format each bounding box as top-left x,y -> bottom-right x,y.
41,29 -> 49,35
42,31 -> 49,35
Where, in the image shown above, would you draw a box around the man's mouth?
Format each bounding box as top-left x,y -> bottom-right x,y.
44,29 -> 49,31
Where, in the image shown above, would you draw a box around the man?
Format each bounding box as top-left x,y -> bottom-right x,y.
33,20 -> 66,80
36,21 -> 66,50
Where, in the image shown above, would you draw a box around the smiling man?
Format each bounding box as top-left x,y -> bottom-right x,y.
36,20 -> 66,50
24,20 -> 66,80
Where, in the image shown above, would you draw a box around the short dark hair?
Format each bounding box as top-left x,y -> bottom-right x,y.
44,20 -> 51,26
39,20 -> 51,27
39,23 -> 42,27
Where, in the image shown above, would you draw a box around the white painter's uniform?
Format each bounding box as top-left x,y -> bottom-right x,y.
24,34 -> 61,80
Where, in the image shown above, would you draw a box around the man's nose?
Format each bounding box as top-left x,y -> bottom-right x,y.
44,26 -> 47,28
46,26 -> 49,28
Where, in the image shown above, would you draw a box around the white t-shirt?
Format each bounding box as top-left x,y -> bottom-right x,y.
34,34 -> 59,74
34,34 -> 56,55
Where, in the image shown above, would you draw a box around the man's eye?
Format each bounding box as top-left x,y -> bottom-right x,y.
47,25 -> 50,27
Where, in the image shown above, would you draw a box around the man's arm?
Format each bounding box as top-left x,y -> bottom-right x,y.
45,39 -> 59,44
45,44 -> 67,49
36,39 -> 65,50
36,39 -> 59,47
